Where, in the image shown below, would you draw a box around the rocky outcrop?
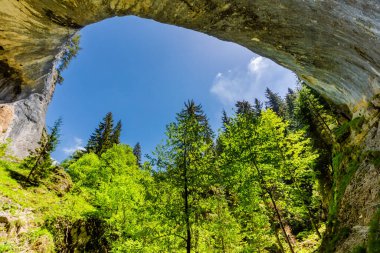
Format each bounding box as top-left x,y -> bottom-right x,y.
0,0 -> 379,251
0,68 -> 57,157
49,216 -> 109,253
0,195 -> 52,252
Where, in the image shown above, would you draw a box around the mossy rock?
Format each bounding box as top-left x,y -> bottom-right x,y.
367,208 -> 380,253
334,122 -> 351,142
45,166 -> 73,196
333,117 -> 366,143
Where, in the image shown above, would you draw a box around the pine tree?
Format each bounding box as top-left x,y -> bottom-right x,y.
294,85 -> 337,212
85,112 -> 121,156
111,120 -> 122,145
253,98 -> 263,117
133,142 -> 142,167
151,100 -> 215,253
23,118 -> 62,182
99,112 -> 114,154
285,88 -> 297,118
265,87 -> 286,117
57,34 -> 81,84
221,110 -> 230,130
235,100 -> 254,116
217,110 -> 230,155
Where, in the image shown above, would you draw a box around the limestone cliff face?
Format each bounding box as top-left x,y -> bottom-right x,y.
0,0 -> 379,251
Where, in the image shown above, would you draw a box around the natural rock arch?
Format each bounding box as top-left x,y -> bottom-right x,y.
0,1 -> 379,251
0,1 -> 379,156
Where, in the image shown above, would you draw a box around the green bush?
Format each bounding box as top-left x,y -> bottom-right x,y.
0,243 -> 14,253
334,122 -> 351,142
352,245 -> 366,253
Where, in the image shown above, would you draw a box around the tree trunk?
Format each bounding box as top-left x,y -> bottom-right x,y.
305,96 -> 333,135
274,227 -> 285,253
273,135 -> 322,239
306,206 -> 321,239
267,191 -> 295,253
184,144 -> 191,253
27,151 -> 44,181
252,160 -> 295,253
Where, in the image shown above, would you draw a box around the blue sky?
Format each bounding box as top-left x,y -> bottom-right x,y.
46,16 -> 297,162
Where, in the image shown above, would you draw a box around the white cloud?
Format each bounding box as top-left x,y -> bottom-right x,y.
51,158 -> 59,166
62,137 -> 85,155
210,56 -> 297,107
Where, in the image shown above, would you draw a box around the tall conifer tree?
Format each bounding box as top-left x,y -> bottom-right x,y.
235,100 -> 254,116
152,100 -> 215,252
85,112 -> 122,156
23,118 -> 62,182
111,120 -> 122,145
133,142 -> 142,167
254,98 -> 263,116
265,87 -> 286,117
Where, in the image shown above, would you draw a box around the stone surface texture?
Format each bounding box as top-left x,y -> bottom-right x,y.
0,0 -> 379,251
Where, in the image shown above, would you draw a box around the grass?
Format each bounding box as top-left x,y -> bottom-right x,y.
0,160 -> 94,219
0,159 -> 95,251
0,243 -> 14,253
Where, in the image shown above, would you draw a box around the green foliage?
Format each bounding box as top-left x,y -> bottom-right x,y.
286,88 -> 297,118
151,100 -> 224,252
333,117 -> 365,142
85,112 -> 122,156
235,100 -> 254,116
133,142 -> 142,167
333,121 -> 351,142
350,116 -> 365,131
67,144 -> 154,250
369,151 -> 380,167
329,150 -> 360,222
0,156 -> 94,251
293,85 -> 336,214
218,108 -> 321,252
323,227 -> 351,253
21,118 -> 62,182
265,87 -> 286,117
0,139 -> 11,158
368,208 -> 380,253
57,34 -> 81,84
332,152 -> 344,170
0,243 -> 14,253
1,86 -> 342,252
352,245 -> 367,253
27,228 -> 55,252
67,152 -> 101,188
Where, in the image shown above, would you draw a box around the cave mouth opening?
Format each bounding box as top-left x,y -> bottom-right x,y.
47,15 -> 297,162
